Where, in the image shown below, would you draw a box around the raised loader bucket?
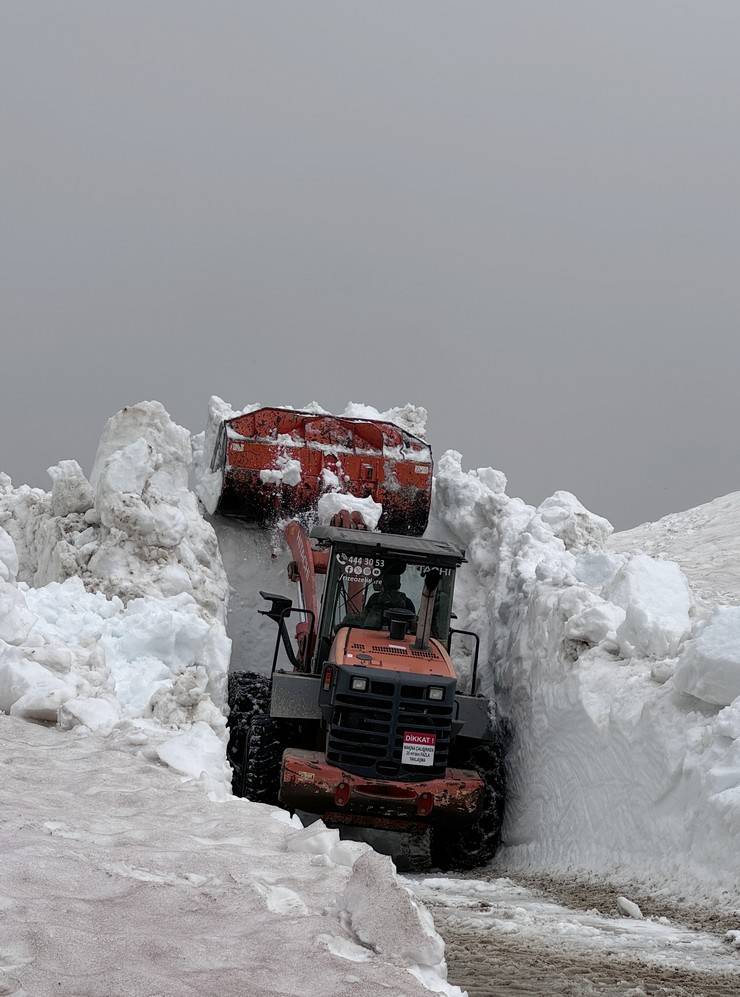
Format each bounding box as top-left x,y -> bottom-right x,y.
210,407 -> 432,536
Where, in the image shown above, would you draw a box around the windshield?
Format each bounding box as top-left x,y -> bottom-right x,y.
329,551 -> 455,641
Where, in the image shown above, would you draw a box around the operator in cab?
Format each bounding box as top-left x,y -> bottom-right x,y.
361,571 -> 416,629
338,562 -> 416,631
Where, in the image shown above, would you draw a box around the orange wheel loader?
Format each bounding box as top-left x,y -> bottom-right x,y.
209,407 -> 506,869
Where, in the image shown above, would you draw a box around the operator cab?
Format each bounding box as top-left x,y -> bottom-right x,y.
309,526 -> 465,670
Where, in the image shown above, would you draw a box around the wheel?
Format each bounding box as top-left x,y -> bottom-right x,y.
430,732 -> 508,872
227,671 -> 274,797
241,714 -> 283,804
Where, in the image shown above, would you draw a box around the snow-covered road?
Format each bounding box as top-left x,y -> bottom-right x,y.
408,874 -> 740,996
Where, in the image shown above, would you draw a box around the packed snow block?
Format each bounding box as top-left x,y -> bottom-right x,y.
0,653 -> 75,718
343,401 -> 428,439
716,700 -> 740,739
607,554 -> 692,659
674,607 -> 740,707
561,587 -> 626,648
47,460 -> 94,517
616,896 -> 644,919
0,525 -> 19,583
155,721 -> 231,791
259,456 -> 302,486
149,666 -> 227,730
58,696 -> 120,731
0,580 -> 35,645
341,851 -> 445,969
286,820 -> 341,857
90,400 -> 192,490
537,491 -> 613,552
574,550 -> 627,592
96,438 -> 188,549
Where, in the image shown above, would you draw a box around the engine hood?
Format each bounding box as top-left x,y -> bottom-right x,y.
331,626 -> 455,678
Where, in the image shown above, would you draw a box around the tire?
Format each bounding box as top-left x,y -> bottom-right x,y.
227,671 -> 275,798
240,714 -> 283,805
430,732 -> 508,872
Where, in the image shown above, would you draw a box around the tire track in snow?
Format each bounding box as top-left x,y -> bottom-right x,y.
406,874 -> 740,996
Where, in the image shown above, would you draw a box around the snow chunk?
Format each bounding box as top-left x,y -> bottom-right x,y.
320,467 -> 341,491
674,607 -> 740,707
537,491 -> 613,551
0,525 -> 19,583
286,820 -> 341,857
341,851 -> 445,970
47,460 -> 94,517
617,896 -> 644,919
343,402 -> 428,439
58,696 -> 121,732
96,438 -> 188,549
90,400 -> 192,490
317,492 -> 383,531
156,721 -> 231,791
0,653 -> 75,719
607,554 -> 693,659
562,588 -> 625,648
259,455 -> 302,487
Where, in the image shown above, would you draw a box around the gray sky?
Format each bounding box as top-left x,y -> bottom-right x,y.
2,1 -> 739,529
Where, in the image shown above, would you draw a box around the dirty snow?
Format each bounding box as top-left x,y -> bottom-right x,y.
411,875 -> 740,994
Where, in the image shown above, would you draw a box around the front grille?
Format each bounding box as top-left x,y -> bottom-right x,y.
326,667 -> 454,781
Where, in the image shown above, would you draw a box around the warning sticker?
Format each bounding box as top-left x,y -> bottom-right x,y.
401,731 -> 436,767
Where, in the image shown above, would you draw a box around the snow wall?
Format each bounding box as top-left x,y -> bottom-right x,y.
430,451 -> 740,907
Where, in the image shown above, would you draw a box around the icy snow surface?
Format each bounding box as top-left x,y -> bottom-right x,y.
430,450 -> 740,907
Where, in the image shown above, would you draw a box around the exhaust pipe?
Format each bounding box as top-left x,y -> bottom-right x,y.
413,569 -> 440,650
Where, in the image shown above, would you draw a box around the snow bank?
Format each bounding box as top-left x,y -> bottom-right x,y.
1,402 -> 228,622
2,715 -> 458,997
0,402 -> 232,793
430,450 -> 740,906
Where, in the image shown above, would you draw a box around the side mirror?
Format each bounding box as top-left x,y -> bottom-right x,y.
259,591 -> 293,624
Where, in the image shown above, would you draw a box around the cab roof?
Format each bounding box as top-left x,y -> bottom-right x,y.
310,525 -> 466,565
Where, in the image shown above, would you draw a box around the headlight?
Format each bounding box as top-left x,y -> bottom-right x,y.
350,675 -> 368,692
428,686 -> 445,701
